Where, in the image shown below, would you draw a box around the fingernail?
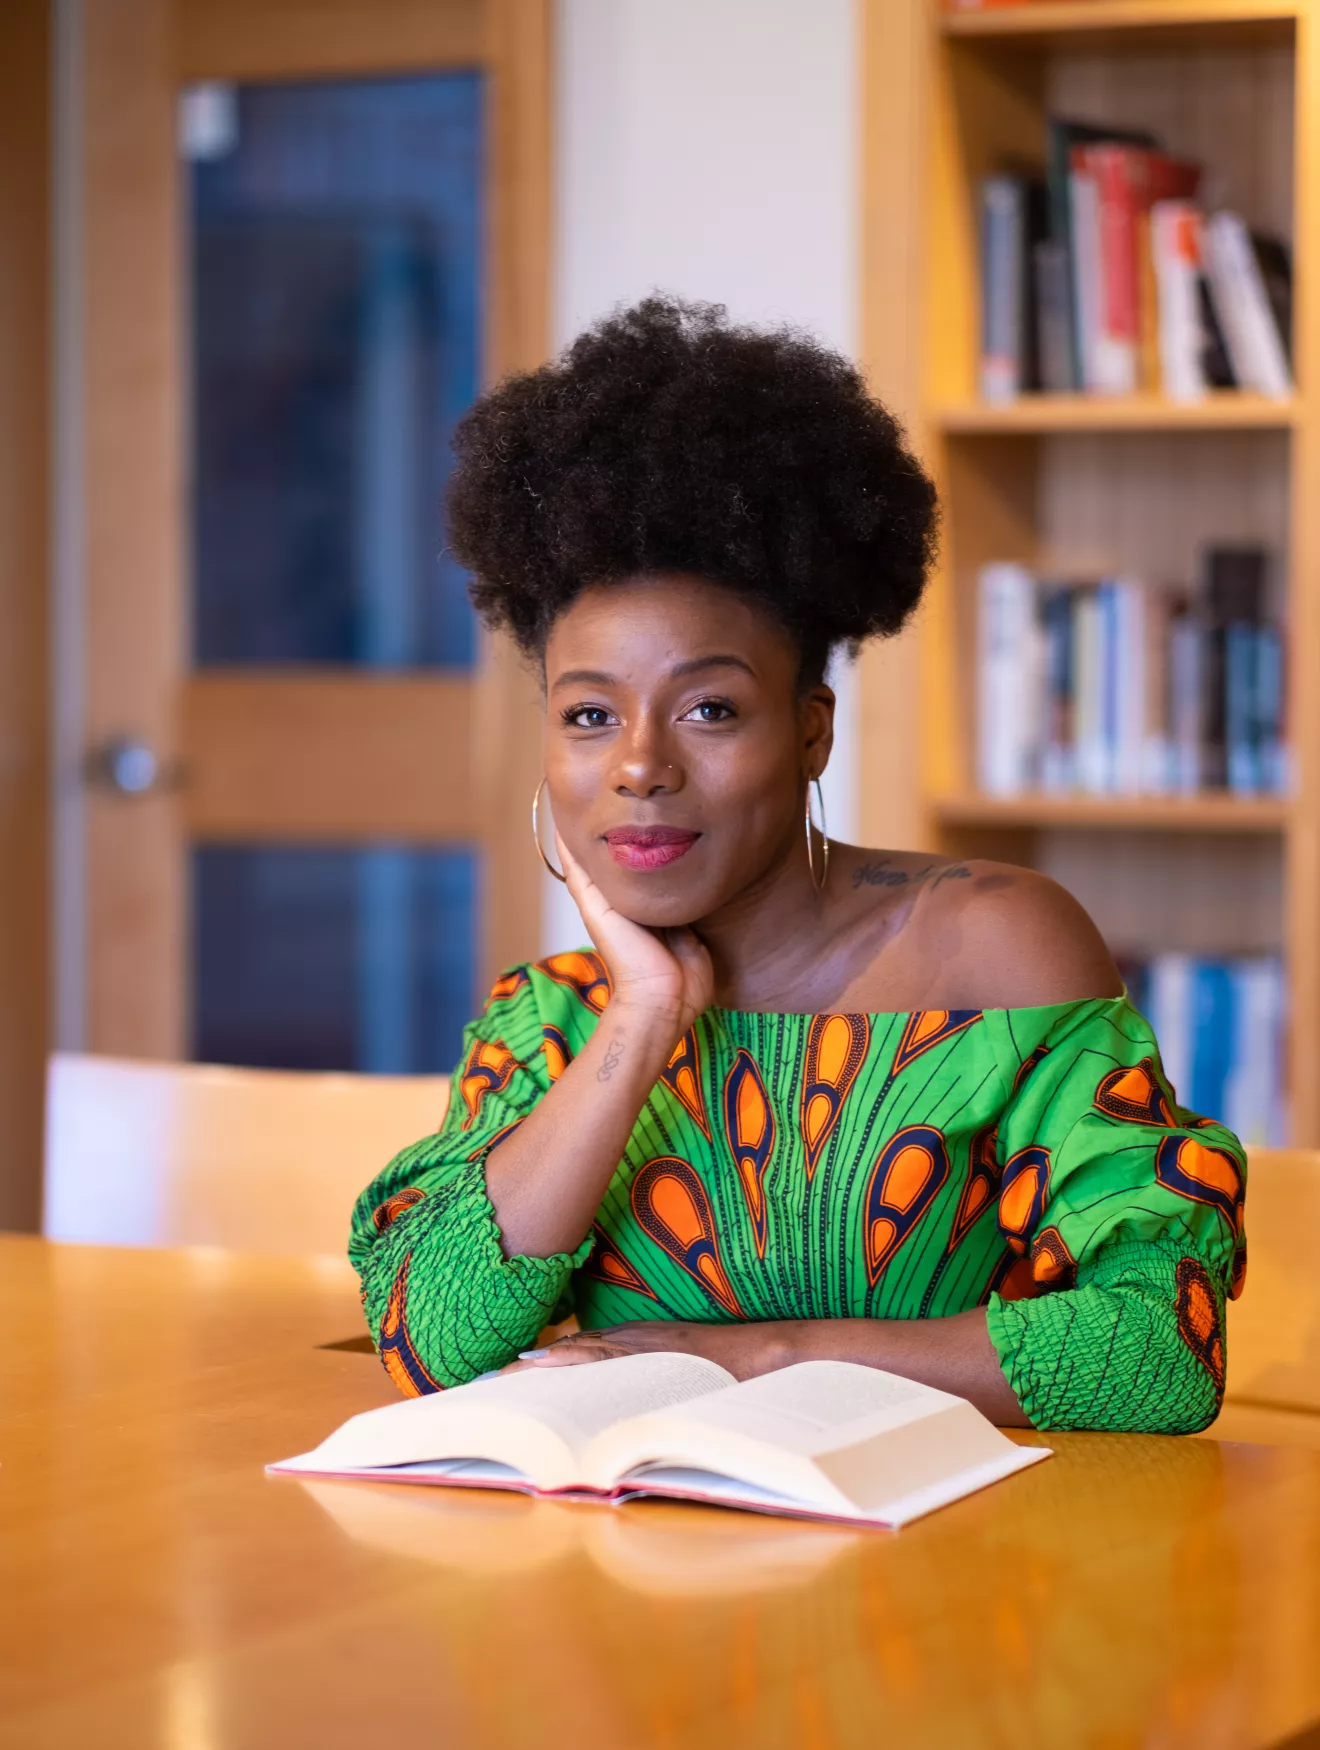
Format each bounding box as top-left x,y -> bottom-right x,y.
518,1348 -> 549,1360
470,1369 -> 503,1382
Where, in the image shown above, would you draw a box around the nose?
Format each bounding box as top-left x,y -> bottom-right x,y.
613,714 -> 682,799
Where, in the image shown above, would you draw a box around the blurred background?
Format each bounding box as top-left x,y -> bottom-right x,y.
1,0 -> 1313,1233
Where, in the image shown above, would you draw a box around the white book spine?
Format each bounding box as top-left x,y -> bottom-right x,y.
1151,201 -> 1207,402
1223,960 -> 1258,1145
1073,590 -> 1106,793
1112,579 -> 1147,794
980,177 -> 1025,404
1146,954 -> 1193,1110
1205,210 -> 1293,398
977,563 -> 1037,795
1169,618 -> 1203,794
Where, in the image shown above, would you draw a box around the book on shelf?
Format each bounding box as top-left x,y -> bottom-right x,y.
979,175 -> 1047,401
270,1352 -> 1050,1530
974,546 -> 1286,799
981,118 -> 1293,403
1131,953 -> 1286,1147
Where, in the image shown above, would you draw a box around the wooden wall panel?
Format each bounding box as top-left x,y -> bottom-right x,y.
1047,42 -> 1295,241
183,676 -> 475,841
1037,830 -> 1283,958
174,0 -> 483,82
1285,8 -> 1320,1138
857,0 -> 937,853
82,0 -> 188,1060
0,0 -> 51,1229
1037,430 -> 1292,595
474,0 -> 553,980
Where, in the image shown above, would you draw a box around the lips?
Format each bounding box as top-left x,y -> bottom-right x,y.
603,826 -> 700,872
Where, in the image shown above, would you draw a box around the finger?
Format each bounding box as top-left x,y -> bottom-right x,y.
555,832 -> 606,920
517,1338 -> 623,1367
663,927 -> 708,968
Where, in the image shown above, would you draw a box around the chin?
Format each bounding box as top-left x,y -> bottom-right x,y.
592,867 -> 712,931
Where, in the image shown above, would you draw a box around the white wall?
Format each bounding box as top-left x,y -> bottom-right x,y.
544,0 -> 858,951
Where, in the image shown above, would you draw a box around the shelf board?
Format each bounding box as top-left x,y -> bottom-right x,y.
940,1 -> 1297,50
930,793 -> 1289,832
935,393 -> 1298,435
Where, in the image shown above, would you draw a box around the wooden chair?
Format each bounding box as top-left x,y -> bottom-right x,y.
43,1053 -> 450,1258
1211,1147 -> 1320,1448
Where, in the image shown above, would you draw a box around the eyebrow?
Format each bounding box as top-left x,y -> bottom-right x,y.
551,654 -> 757,690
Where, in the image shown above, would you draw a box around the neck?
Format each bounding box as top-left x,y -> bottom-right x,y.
693,829 -> 837,1010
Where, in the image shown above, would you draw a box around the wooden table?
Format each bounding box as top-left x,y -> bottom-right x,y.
3,1235 -> 1320,1750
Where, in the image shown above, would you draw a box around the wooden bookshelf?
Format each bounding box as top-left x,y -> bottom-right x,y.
859,0 -> 1320,1140
930,793 -> 1290,833
942,1 -> 1297,49
936,393 -> 1299,433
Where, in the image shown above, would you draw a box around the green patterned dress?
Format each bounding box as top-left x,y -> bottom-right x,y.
349,950 -> 1247,1431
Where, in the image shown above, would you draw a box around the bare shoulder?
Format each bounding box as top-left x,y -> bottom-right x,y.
913,858 -> 1123,1008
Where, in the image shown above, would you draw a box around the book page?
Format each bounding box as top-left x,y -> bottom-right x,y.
584,1362 -> 1045,1519
271,1351 -> 735,1491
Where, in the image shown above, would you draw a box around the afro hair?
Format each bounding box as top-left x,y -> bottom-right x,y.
448,296 -> 939,684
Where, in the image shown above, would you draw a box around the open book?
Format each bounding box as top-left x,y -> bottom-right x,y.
272,1354 -> 1050,1528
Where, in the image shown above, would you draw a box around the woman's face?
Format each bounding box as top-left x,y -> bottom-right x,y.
543,574 -> 834,927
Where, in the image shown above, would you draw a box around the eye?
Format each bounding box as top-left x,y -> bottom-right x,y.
680,697 -> 737,724
561,703 -> 616,730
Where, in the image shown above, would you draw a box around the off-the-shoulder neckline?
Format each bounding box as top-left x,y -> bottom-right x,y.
701,991 -> 1131,1022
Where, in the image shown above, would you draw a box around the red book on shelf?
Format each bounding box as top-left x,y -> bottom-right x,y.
1083,143 -> 1202,395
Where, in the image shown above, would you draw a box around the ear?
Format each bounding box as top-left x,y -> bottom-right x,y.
800,684 -> 836,781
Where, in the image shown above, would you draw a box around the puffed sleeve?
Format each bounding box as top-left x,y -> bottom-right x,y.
984,997 -> 1247,1433
347,964 -> 594,1393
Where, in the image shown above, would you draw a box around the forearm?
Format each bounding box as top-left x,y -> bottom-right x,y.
484,1001 -> 679,1257
772,1310 -> 1031,1427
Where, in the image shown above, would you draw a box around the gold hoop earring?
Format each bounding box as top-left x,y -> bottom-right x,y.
531,778 -> 567,883
805,777 -> 830,893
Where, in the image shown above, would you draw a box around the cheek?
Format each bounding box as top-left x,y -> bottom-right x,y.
693,738 -> 800,830
542,739 -> 605,848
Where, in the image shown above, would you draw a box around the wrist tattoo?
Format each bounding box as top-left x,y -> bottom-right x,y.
596,1032 -> 626,1082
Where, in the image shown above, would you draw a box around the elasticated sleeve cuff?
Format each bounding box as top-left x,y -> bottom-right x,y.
986,1238 -> 1225,1433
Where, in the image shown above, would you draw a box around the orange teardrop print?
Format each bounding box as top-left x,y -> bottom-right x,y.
537,951 -> 612,1015
1231,1237 -> 1247,1301
466,1116 -> 524,1161
371,1186 -> 426,1235
377,1253 -> 442,1397
1094,1057 -> 1174,1126
1175,1257 -> 1225,1392
861,1125 -> 950,1286
800,1013 -> 871,1180
542,1025 -> 573,1083
891,1010 -> 983,1077
1011,1042 -> 1051,1096
997,1145 -> 1050,1256
458,1037 -> 520,1129
1030,1224 -> 1077,1290
1154,1135 -> 1244,1236
631,1157 -> 744,1318
660,1028 -> 711,1138
948,1123 -> 1002,1250
488,965 -> 531,1004
723,1050 -> 776,1257
580,1223 -> 659,1301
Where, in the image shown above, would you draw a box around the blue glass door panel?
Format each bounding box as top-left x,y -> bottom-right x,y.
189,73 -> 480,668
194,846 -> 476,1073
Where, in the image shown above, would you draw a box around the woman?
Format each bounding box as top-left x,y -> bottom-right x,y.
351,297 -> 1245,1431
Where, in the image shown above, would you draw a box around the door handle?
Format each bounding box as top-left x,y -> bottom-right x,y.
83,737 -> 187,797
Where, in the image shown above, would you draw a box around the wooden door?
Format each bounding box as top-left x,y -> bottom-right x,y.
64,0 -> 548,1070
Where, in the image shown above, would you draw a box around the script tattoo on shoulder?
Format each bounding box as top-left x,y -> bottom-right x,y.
596,1033 -> 626,1083
851,860 -> 974,892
